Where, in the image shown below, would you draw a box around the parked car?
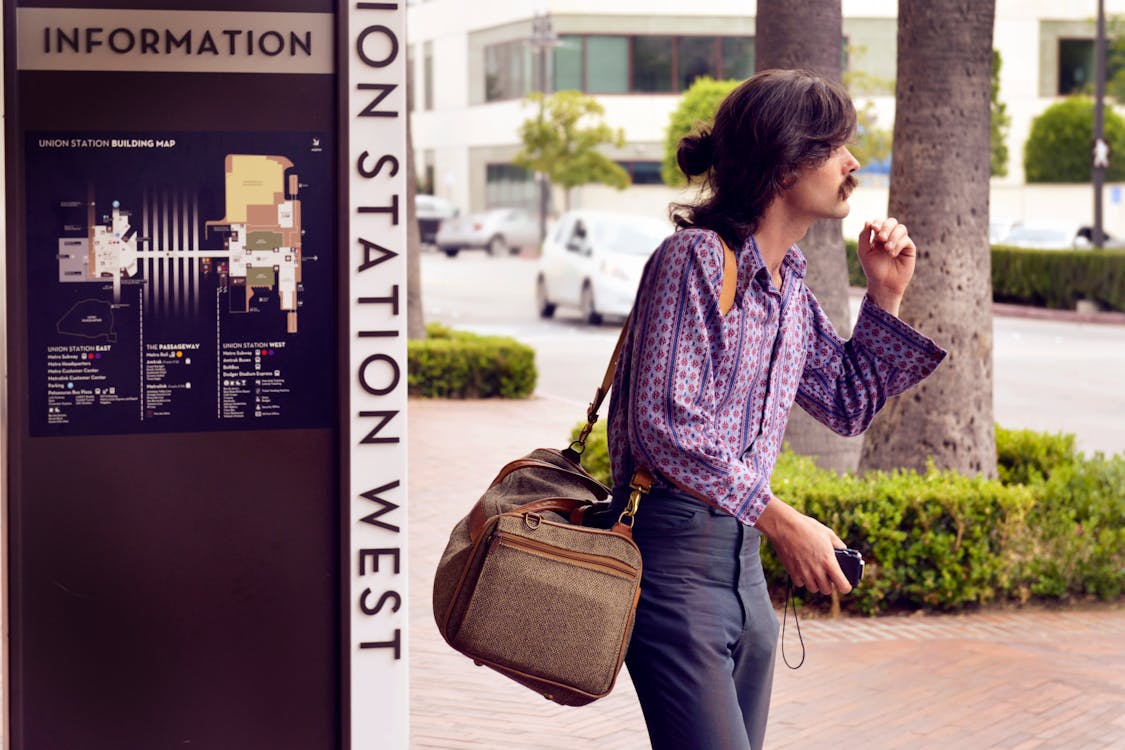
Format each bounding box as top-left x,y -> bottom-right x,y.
536,210 -> 671,324
415,194 -> 460,247
989,217 -> 1019,245
435,207 -> 540,257
999,220 -> 1124,250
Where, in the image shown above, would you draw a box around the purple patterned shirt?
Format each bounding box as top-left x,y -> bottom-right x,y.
608,227 -> 947,526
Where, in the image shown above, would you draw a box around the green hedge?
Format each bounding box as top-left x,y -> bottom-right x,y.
407,323 -> 537,398
769,453 -> 1036,613
1026,453 -> 1125,600
845,240 -> 1125,312
995,425 -> 1076,485
571,421 -> 1125,613
846,239 -> 864,287
991,245 -> 1125,311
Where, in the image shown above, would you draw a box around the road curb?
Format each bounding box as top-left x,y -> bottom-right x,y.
992,301 -> 1125,326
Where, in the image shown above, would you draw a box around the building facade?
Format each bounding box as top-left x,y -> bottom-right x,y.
407,0 -> 1125,236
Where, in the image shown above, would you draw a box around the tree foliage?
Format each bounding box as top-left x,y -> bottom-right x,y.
1023,97 -> 1125,183
513,90 -> 630,198
991,49 -> 1011,178
1106,16 -> 1125,102
660,77 -> 739,187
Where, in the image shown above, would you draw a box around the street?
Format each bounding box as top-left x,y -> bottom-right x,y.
420,252 -> 1125,457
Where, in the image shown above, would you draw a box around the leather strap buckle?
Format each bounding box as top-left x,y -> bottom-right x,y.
618,466 -> 653,527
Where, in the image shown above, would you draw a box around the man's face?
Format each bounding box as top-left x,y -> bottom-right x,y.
782,145 -> 861,222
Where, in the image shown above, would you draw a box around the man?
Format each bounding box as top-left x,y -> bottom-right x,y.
605,69 -> 946,749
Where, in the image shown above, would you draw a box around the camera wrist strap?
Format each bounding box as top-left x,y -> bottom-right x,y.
781,580 -> 806,669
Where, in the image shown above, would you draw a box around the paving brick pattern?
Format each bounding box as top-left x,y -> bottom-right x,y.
409,397 -> 1125,750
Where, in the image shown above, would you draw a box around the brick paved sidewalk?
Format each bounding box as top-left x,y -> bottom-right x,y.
408,397 -> 1125,750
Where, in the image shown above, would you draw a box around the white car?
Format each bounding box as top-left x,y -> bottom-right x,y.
989,217 -> 1019,245
415,194 -> 459,246
536,210 -> 671,324
999,221 -> 1123,250
435,207 -> 541,257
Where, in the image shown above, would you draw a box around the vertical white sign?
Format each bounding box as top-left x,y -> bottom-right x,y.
347,3 -> 408,748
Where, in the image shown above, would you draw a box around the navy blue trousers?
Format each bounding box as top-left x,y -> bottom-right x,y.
612,486 -> 779,750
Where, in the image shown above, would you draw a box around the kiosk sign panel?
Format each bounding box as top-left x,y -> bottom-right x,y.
2,2 -> 413,747
25,131 -> 334,436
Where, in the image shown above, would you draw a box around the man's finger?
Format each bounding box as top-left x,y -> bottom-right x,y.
859,225 -> 875,252
829,563 -> 853,594
888,225 -> 910,250
878,217 -> 899,241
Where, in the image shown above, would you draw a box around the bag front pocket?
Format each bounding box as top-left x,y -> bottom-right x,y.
453,519 -> 640,697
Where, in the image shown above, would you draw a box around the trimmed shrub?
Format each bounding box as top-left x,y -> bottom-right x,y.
845,240 -> 1125,313
995,425 -> 1078,485
570,420 -> 1124,613
845,239 -> 864,287
574,415 -> 613,488
408,323 -> 536,398
1023,98 -> 1125,183
1023,454 -> 1125,600
661,77 -> 740,187
772,453 -> 1035,614
992,245 -> 1125,312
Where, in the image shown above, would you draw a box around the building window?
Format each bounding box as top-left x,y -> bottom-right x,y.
486,164 -> 538,212
485,40 -> 537,102
527,33 -> 756,100
679,37 -> 720,91
587,36 -> 630,94
633,36 -> 675,92
618,161 -> 664,185
423,41 -> 434,110
720,37 -> 755,80
554,35 -> 584,90
1058,38 -> 1094,95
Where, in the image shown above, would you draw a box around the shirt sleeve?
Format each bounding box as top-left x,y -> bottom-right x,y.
795,292 -> 948,436
626,231 -> 774,525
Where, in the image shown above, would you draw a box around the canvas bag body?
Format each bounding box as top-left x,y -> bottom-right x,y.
432,448 -> 643,706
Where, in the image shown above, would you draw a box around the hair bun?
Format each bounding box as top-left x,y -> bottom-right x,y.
676,129 -> 714,178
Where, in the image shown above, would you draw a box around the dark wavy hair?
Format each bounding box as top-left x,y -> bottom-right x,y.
671,69 -> 857,249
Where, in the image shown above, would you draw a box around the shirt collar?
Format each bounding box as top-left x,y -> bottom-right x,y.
740,235 -> 809,282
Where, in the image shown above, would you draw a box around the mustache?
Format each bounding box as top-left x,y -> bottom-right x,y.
839,174 -> 859,198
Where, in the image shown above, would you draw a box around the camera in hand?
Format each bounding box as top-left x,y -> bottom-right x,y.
834,548 -> 865,587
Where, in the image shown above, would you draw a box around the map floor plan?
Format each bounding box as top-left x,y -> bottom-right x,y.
29,132 -> 332,436
56,153 -> 305,334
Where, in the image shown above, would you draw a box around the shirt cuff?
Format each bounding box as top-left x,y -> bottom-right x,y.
722,471 -> 774,526
852,294 -> 948,382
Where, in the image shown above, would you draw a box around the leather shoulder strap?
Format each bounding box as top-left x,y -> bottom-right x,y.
718,238 -> 737,316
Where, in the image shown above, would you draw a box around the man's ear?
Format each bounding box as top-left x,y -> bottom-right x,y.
777,168 -> 800,190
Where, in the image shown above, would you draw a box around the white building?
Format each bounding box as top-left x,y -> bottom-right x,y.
407,0 -> 1125,237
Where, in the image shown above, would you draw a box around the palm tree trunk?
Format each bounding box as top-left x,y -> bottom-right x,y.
858,0 -> 997,477
756,0 -> 861,474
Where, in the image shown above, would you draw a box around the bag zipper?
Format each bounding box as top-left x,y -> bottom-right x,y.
491,460 -> 611,499
493,528 -> 637,580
